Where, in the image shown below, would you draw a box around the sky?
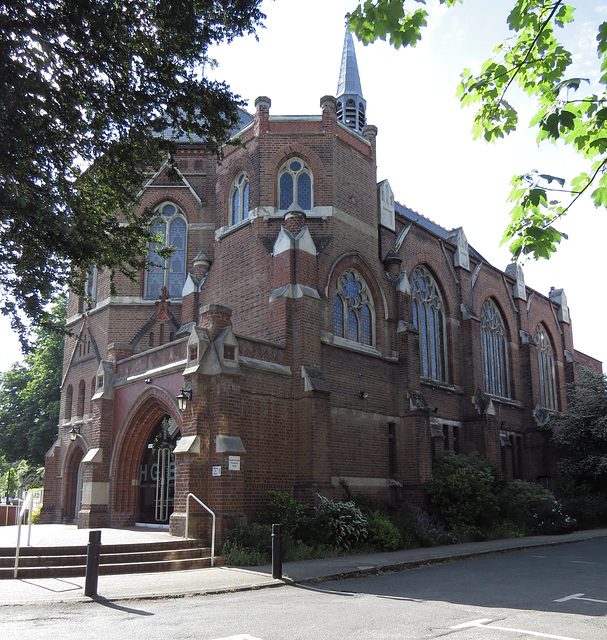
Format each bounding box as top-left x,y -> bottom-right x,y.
0,0 -> 606,372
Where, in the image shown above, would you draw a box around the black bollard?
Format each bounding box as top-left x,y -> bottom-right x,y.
271,523 -> 282,579
84,530 -> 102,597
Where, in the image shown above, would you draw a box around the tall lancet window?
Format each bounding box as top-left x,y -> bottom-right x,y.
411,265 -> 447,382
536,324 -> 558,410
146,202 -> 187,299
481,299 -> 510,398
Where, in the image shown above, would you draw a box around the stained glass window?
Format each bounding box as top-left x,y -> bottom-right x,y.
333,269 -> 374,346
536,324 -> 558,410
146,202 -> 187,299
411,265 -> 447,382
278,157 -> 313,211
481,299 -> 510,397
230,172 -> 250,225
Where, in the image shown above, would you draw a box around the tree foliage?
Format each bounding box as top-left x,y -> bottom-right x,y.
0,0 -> 264,338
350,1 -> 607,260
0,296 -> 66,465
553,366 -> 607,494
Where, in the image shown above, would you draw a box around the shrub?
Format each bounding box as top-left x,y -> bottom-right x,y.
312,495 -> 368,550
259,489 -> 309,538
339,478 -> 384,516
560,492 -> 607,529
425,452 -> 504,535
30,504 -> 42,524
392,503 -> 456,547
221,540 -> 265,566
499,480 -> 575,535
367,510 -> 401,551
222,520 -> 272,565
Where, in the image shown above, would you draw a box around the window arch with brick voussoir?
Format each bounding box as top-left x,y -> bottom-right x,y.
145,202 -> 187,299
332,267 -> 375,347
481,298 -> 510,398
535,323 -> 558,410
278,157 -> 313,212
411,264 -> 447,382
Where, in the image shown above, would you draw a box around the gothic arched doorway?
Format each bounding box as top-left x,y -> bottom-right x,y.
137,416 -> 181,525
63,443 -> 85,524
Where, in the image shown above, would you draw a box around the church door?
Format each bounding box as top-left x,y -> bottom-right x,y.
138,417 -> 180,525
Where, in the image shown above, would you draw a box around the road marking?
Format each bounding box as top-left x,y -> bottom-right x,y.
451,618 -> 580,639
211,636 -> 264,640
555,593 -> 607,604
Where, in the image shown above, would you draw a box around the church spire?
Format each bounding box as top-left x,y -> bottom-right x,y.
336,15 -> 366,132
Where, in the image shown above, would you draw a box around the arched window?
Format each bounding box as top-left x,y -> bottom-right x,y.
77,380 -> 85,418
536,324 -> 558,410
64,385 -> 73,420
481,299 -> 510,397
333,268 -> 374,346
146,202 -> 187,299
278,158 -> 312,211
411,265 -> 447,382
230,171 -> 250,226
90,377 -> 96,413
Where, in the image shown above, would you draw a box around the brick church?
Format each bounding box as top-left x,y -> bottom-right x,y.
41,25 -> 601,540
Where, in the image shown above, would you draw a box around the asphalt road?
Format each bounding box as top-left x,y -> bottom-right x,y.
2,538 -> 606,639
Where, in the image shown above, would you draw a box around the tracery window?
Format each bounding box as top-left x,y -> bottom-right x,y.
411,265 -> 447,382
278,158 -> 312,211
481,299 -> 510,397
333,269 -> 374,346
536,324 -> 558,410
146,202 -> 187,299
230,171 -> 250,226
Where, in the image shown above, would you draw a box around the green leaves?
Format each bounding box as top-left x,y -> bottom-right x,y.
502,172 -> 569,260
553,367 -> 607,493
0,0 -> 265,333
0,297 -> 65,465
349,0 -> 462,49
352,1 -> 607,262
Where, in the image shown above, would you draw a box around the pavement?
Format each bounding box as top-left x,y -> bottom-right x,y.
0,524 -> 606,607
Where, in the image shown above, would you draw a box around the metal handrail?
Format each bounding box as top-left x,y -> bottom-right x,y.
14,492 -> 34,578
185,493 -> 216,567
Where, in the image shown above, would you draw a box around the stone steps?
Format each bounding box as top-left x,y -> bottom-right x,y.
0,539 -> 221,579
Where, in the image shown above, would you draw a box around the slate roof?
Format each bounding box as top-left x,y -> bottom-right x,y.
395,201 -> 489,264
160,107 -> 254,143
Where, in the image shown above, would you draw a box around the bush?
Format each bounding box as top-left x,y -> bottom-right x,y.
221,540 -> 265,566
560,492 -> 607,529
312,495 -> 368,550
425,452 -> 505,536
338,478 -> 384,516
366,510 -> 401,551
259,489 -> 309,538
222,520 -> 272,565
30,504 -> 42,524
392,503 -> 456,547
499,480 -> 574,535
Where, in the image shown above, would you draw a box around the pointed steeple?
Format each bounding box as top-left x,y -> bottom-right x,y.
336,15 -> 367,132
